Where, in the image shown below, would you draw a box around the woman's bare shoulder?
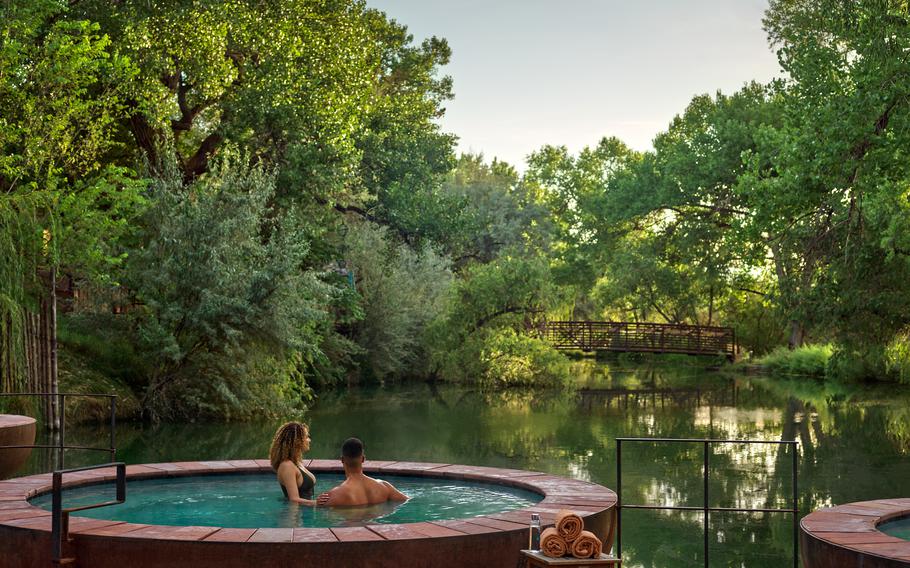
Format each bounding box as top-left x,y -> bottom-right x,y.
276,460 -> 296,473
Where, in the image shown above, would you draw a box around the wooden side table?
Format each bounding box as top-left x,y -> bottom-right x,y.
520,550 -> 621,567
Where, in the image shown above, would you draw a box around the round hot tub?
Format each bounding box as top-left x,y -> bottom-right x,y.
0,415 -> 36,479
879,516 -> 910,542
28,472 -> 545,528
801,499 -> 910,567
0,460 -> 617,568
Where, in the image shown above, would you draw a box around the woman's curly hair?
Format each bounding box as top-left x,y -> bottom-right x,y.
269,421 -> 308,471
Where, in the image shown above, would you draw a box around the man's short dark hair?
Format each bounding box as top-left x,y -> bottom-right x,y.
341,437 -> 364,461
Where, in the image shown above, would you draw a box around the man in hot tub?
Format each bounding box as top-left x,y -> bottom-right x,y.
316,437 -> 408,507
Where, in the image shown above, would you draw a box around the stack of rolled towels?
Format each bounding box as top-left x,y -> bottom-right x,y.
540,509 -> 603,559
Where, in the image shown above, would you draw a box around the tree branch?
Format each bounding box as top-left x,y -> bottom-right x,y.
127,108 -> 163,170
182,131 -> 223,183
473,306 -> 543,331
737,286 -> 768,297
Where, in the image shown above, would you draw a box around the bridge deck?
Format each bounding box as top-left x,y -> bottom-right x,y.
541,321 -> 735,360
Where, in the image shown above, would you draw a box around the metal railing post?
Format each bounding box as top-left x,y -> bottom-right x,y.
51,470 -> 63,562
58,393 -> 66,469
793,443 -> 799,568
616,438 -> 622,559
110,396 -> 117,462
704,441 -> 710,568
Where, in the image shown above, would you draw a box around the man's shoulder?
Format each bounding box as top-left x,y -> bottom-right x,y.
364,475 -> 392,488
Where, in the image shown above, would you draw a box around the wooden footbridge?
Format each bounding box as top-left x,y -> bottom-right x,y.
540,321 -> 736,360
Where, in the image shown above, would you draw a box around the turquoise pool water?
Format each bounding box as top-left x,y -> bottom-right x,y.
30,473 -> 542,528
879,517 -> 910,541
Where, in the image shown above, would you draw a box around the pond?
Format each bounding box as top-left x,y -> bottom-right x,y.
17,360 -> 910,568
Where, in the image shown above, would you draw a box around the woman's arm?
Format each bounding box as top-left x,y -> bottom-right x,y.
277,462 -> 316,506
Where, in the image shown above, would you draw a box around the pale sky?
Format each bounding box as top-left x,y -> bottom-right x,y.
367,0 -> 783,169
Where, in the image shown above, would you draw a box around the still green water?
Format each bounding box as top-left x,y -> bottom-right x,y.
30,473 -> 542,528
19,361 -> 910,567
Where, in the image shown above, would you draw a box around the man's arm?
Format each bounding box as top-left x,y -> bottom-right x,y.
380,480 -> 408,502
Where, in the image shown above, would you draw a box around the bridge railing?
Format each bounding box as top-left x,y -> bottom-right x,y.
541,321 -> 736,359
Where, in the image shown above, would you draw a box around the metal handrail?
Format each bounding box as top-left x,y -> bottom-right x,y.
51,462 -> 126,566
0,392 -> 117,469
615,437 -> 799,568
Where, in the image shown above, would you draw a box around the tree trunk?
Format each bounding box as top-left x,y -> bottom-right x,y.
1,314 -> 8,392
788,320 -> 804,350
707,285 -> 715,326
39,298 -> 49,424
49,266 -> 59,432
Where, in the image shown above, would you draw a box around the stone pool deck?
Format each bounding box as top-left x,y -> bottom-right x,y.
0,460 -> 617,568
801,499 -> 910,567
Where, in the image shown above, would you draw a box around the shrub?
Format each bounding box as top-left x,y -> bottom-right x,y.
125,156 -> 329,420
480,329 -> 570,387
342,220 -> 452,380
58,313 -> 147,390
433,327 -> 570,388
758,344 -> 832,377
884,330 -> 910,385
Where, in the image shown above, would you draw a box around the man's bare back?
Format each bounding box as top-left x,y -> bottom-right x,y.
317,472 -> 407,507
318,437 -> 408,507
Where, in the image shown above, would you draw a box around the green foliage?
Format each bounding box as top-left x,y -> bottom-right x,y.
756,0 -> 910,349
429,252 -> 567,386
71,0 -> 378,191
9,0 -> 910,409
442,154 -> 552,265
473,328 -> 570,388
57,348 -> 141,422
125,156 -> 327,419
525,137 -> 637,292
718,286 -> 786,357
342,220 -> 452,380
884,331 -> 910,385
354,17 -> 459,244
443,252 -> 560,335
0,1 -> 143,390
758,345 -> 833,378
58,313 -> 147,390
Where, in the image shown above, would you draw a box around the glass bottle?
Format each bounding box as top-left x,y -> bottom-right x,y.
529,513 -> 541,550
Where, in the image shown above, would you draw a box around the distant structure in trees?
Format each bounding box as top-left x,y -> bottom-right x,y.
541,320 -> 736,360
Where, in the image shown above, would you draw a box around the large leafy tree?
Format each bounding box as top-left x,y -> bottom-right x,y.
603,85 -> 782,329
0,1 -> 142,393
756,0 -> 910,351
441,154 -> 552,266
352,15 -> 460,244
70,0 -> 377,197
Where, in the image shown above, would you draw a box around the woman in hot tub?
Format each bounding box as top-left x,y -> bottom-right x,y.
269,422 -> 318,506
